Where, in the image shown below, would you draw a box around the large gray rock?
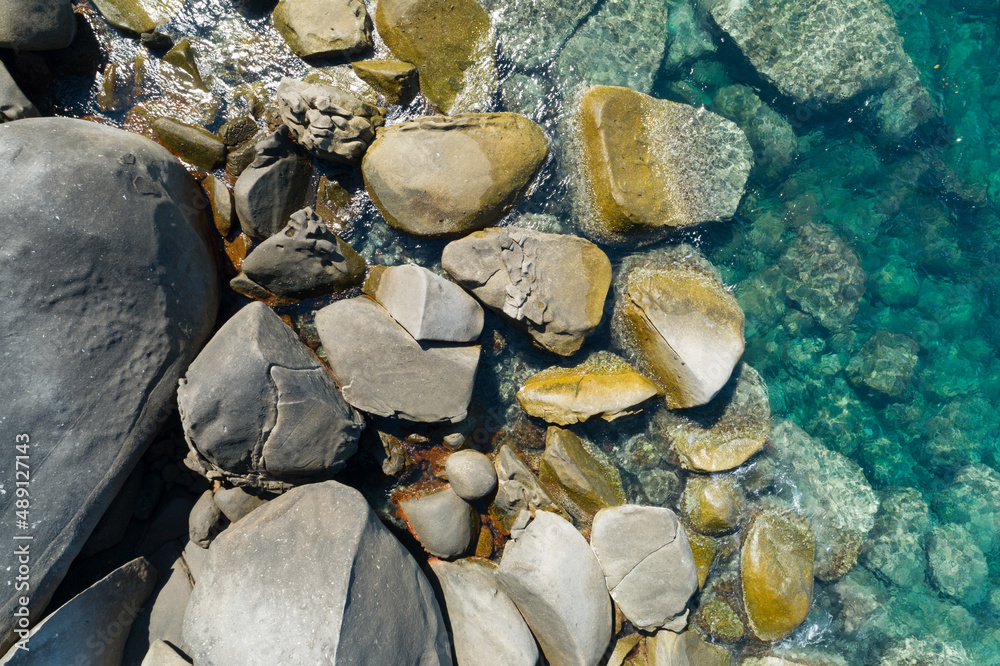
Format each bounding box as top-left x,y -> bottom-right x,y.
0,117 -> 218,654
495,511 -> 612,666
2,558 -> 156,664
178,302 -> 364,489
430,558 -> 539,666
122,541 -> 194,663
277,77 -> 385,164
183,481 -> 451,664
443,226 -> 612,355
399,487 -> 476,559
0,0 -> 75,50
0,63 -> 37,123
315,297 -> 480,422
590,505 -> 698,631
233,126 -> 312,241
375,264 -> 484,342
273,0 -> 372,58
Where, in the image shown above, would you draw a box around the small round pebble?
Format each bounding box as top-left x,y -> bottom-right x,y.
445,450 -> 497,501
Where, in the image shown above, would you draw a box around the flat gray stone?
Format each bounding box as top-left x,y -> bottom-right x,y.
445,449 -> 497,501
178,302 -> 364,489
0,63 -> 37,123
495,511 -> 612,666
0,0 -> 75,50
233,126 -> 312,241
315,297 -> 480,423
273,0 -> 372,58
590,505 -> 698,631
430,558 -> 539,666
0,117 -> 218,654
399,487 -> 476,559
376,264 -> 484,342
183,481 -> 451,665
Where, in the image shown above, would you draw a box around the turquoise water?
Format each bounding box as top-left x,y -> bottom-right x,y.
13,0 -> 1000,661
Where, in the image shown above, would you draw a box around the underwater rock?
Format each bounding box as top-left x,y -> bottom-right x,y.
489,0 -> 595,70
152,117 -> 226,170
876,63 -> 939,140
363,114 -> 548,238
315,296 -> 480,423
91,0 -> 181,34
273,0 -> 372,58
496,510 -> 612,666
0,0 -> 75,49
872,256 -> 921,307
443,226 -> 611,355
933,463 -> 1000,555
374,264 -> 484,343
680,474 -> 745,536
780,222 -> 866,330
771,420 -> 879,581
652,363 -> 770,472
590,505 -> 698,631
351,60 -> 419,104
399,487 -> 477,559
445,450 -> 497,501
235,207 -> 366,300
429,558 -> 539,666
613,248 -> 745,408
741,508 -> 815,642
713,84 -> 797,179
928,523 -> 989,607
846,331 -> 920,398
516,351 -> 661,425
571,85 -> 752,244
375,0 -> 496,112
183,481 -> 451,664
879,637 -> 971,666
0,62 -> 37,122
277,77 -> 385,165
861,487 -> 931,589
540,427 -> 625,515
178,302 -> 364,488
233,126 -> 313,241
709,0 -> 912,104
694,598 -> 744,643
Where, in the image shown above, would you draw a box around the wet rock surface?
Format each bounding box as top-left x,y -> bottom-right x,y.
540,427 -> 625,515
0,0 -> 75,49
273,0 -> 372,58
351,59 -> 419,105
233,126 -> 313,241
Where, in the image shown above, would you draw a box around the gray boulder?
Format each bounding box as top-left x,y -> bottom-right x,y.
233,126 -> 312,241
375,264 -> 484,342
315,297 -> 480,422
213,486 -> 269,523
183,481 -> 451,664
445,449 -> 497,501
430,558 -> 539,666
273,0 -> 373,58
0,0 -> 75,50
2,558 -> 156,665
0,117 -> 218,654
277,77 -> 385,164
188,490 -> 224,548
492,444 -> 569,532
495,511 -> 612,666
0,63 -> 37,123
178,302 -> 364,489
443,226 -> 612,355
235,207 -> 366,300
590,505 -> 698,631
399,487 -> 476,559
122,542 -> 195,663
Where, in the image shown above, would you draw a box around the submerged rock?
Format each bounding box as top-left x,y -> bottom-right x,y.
590,505 -> 698,631
273,0 -> 372,58
277,77 -> 385,165
713,84 -> 797,179
927,523 -> 989,606
496,511 -> 612,666
443,226 -> 611,355
399,487 -> 477,559
233,127 -> 312,241
315,296 -> 480,422
235,207 -> 366,300
363,114 -> 548,238
846,331 -> 919,398
491,0 -> 596,71
680,474 -> 745,536
540,427 -> 625,514
351,60 -> 419,105
178,302 -> 364,488
0,0 -> 75,49
375,0 -> 496,111
0,63 -> 37,122
183,481 -> 451,664
374,264 -> 484,343
861,487 -> 931,589
879,637 -> 971,666
933,464 -> 1000,555
571,85 -> 751,244
614,249 -> 745,408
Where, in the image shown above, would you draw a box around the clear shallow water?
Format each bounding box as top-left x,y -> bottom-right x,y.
15,0 -> 1000,661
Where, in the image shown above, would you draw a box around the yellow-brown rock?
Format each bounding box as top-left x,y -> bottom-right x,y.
351,60 -> 419,105
681,475 -> 745,535
573,85 -> 752,244
741,509 -> 815,642
540,427 -> 625,515
517,352 -> 660,425
686,531 -> 717,589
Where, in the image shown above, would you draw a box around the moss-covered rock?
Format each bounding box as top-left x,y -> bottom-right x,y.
681,475 -> 745,536
273,0 -> 372,59
351,60 -> 419,105
92,0 -> 182,34
539,427 -> 625,515
152,117 -> 226,170
846,331 -> 919,398
694,599 -> 744,643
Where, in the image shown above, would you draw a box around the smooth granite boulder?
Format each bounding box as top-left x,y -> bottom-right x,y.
430,558 -> 539,666
445,450 -> 497,501
273,0 -> 372,58
233,126 -> 313,241
590,505 -> 698,631
0,63 -> 38,123
0,117 -> 218,654
183,481 -> 451,664
443,226 -> 612,355
399,487 -> 477,559
178,302 -> 364,489
495,511 -> 612,666
315,297 -> 480,422
0,0 -> 75,49
375,264 -> 484,342
363,114 -> 548,238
